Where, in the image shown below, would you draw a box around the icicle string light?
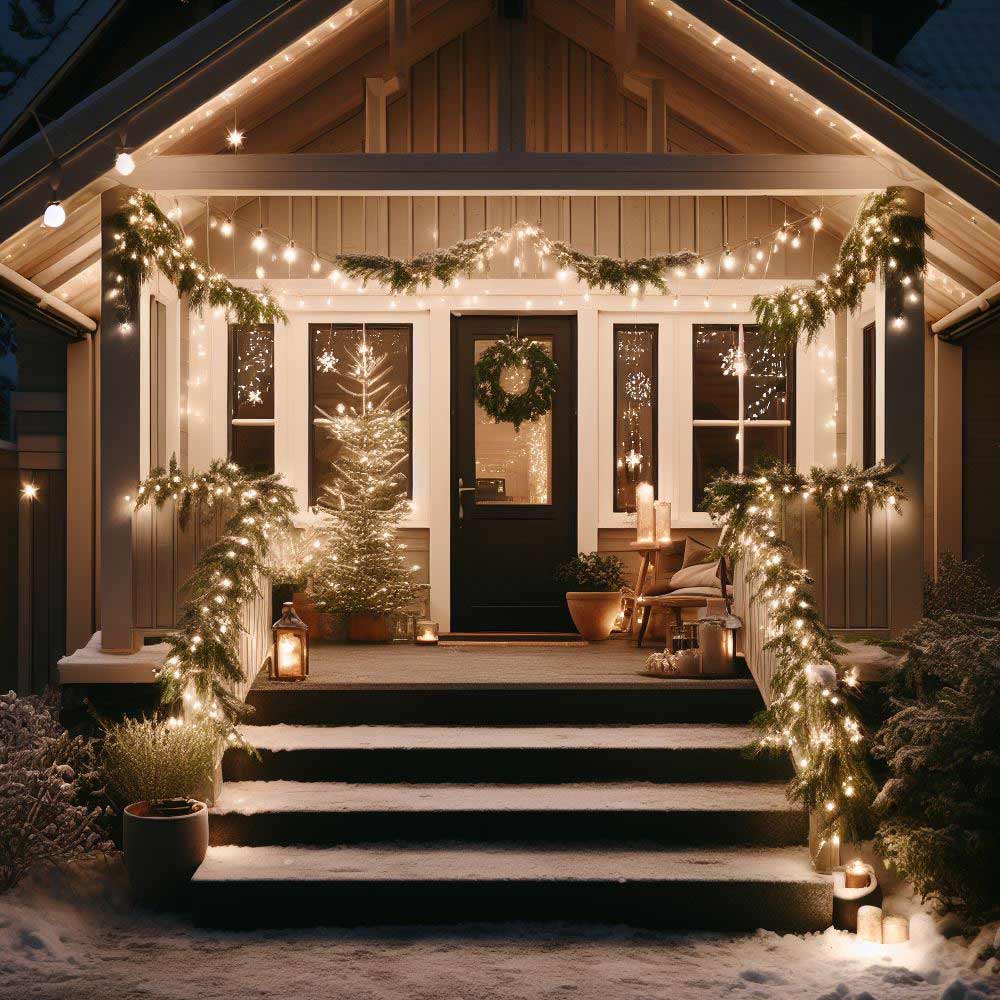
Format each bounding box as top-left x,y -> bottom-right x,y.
704,460 -> 905,844
134,457 -> 297,743
752,188 -> 929,354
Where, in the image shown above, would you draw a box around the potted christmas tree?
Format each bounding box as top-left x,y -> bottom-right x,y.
310,336 -> 417,642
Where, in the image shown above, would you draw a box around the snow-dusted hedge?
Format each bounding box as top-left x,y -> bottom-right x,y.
0,691 -> 113,893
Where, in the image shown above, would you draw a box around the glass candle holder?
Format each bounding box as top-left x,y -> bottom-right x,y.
654,500 -> 672,543
635,483 -> 655,544
415,620 -> 440,646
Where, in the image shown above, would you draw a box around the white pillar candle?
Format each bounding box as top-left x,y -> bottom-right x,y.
636,483 -> 655,544
654,500 -> 672,543
882,915 -> 909,944
857,905 -> 883,943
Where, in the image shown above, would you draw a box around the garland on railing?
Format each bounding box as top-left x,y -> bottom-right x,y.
134,457 -> 297,742
108,192 -> 287,331
752,188 -> 929,354
335,223 -> 700,296
704,460 -> 904,845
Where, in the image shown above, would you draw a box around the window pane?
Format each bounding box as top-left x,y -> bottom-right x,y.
474,336 -> 552,505
693,426 -> 739,511
693,324 -> 739,420
744,425 -> 791,473
311,324 -> 412,504
613,324 -> 657,512
231,425 -> 274,475
230,325 -> 274,419
743,326 -> 793,421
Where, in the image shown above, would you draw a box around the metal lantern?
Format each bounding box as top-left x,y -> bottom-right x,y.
271,602 -> 309,681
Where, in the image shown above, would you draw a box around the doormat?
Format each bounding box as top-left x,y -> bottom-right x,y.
440,632 -> 587,646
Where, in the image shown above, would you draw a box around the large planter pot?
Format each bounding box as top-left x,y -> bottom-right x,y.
122,801 -> 209,903
565,591 -> 623,641
347,613 -> 390,643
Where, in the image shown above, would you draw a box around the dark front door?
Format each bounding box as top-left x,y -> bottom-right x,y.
451,315 -> 577,632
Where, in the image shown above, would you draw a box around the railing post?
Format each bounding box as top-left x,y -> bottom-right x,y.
883,187 -> 925,635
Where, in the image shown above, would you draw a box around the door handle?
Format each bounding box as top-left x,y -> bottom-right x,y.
457,477 -> 475,521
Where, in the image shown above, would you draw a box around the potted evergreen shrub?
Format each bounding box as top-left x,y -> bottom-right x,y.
309,340 -> 417,642
101,716 -> 216,903
555,552 -> 627,641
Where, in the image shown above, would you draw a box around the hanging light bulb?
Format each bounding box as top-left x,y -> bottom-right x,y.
282,241 -> 298,264
777,225 -> 789,243
810,215 -> 823,232
226,127 -> 245,149
790,229 -> 802,249
310,258 -> 322,274
115,149 -> 135,176
44,201 -> 65,228
703,295 -> 711,309
251,229 -> 267,253
219,218 -> 234,238
255,265 -> 266,280
722,248 -> 736,271
695,261 -> 708,278
753,242 -> 765,262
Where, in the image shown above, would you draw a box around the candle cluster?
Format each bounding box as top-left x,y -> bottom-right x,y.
704,460 -> 904,845
134,456 -> 297,743
751,188 -> 928,355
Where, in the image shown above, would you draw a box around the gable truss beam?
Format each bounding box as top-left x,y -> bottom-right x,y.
129,151 -> 903,196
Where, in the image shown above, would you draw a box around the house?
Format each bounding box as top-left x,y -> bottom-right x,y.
0,0 -> 997,929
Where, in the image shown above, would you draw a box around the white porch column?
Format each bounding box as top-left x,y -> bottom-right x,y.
884,187 -> 925,634
428,302 -> 451,631
99,186 -> 139,652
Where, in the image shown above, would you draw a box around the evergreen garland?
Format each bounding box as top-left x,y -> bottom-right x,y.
752,188 -> 930,354
474,335 -> 558,430
134,457 -> 297,742
336,222 -> 700,296
108,192 -> 287,329
704,460 -> 904,845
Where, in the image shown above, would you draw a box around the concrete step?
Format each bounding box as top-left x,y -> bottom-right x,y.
192,844 -> 831,931
224,724 -> 792,783
245,678 -> 764,726
208,780 -> 807,847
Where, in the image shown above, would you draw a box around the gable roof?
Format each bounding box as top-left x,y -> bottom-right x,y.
0,0 -> 997,326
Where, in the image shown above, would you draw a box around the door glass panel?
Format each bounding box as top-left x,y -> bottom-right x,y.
473,336 -> 553,505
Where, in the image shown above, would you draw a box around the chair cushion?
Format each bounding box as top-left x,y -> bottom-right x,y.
670,559 -> 721,590
669,585 -> 733,597
681,535 -> 714,569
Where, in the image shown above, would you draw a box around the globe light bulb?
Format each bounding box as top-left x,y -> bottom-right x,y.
226,128 -> 244,149
44,201 -> 65,228
251,229 -> 267,253
282,241 -> 298,263
219,218 -> 234,238
115,150 -> 135,176
722,250 -> 735,271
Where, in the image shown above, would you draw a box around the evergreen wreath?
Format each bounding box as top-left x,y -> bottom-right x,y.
474,335 -> 558,430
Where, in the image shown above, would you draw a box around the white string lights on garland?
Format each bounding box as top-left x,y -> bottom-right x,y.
752,188 -> 929,354
133,457 -> 297,743
108,192 -> 287,333
704,460 -> 904,847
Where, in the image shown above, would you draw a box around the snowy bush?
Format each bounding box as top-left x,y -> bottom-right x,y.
873,558 -> 1000,921
101,716 -> 217,807
0,691 -> 113,893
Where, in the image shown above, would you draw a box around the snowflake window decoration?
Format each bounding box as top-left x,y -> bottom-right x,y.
316,350 -> 340,373
624,370 -> 652,404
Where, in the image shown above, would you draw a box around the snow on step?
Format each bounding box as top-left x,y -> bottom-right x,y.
196,843 -> 822,883
213,780 -> 795,814
237,723 -> 757,752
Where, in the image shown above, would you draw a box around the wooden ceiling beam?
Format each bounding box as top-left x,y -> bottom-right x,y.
129,151 -> 903,195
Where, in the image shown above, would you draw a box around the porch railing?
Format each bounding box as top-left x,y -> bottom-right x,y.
132,503 -> 272,700
735,503 -> 893,708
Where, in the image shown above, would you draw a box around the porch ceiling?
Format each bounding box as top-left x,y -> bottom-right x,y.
0,0 -> 996,325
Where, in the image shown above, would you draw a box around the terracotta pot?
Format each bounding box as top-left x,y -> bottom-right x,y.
122,801 -> 209,903
565,591 -> 623,641
347,613 -> 390,643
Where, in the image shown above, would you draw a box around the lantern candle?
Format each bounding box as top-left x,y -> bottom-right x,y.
845,859 -> 870,889
882,915 -> 909,944
636,483 -> 655,544
857,905 -> 883,943
270,602 -> 309,681
654,500 -> 672,544
415,620 -> 440,646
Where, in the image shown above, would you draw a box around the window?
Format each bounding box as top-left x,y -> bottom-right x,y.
692,323 -> 794,510
229,324 -> 275,475
613,323 -> 657,512
862,322 -> 876,468
310,323 -> 412,506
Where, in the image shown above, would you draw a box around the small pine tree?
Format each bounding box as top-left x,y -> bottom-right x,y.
309,335 -> 416,618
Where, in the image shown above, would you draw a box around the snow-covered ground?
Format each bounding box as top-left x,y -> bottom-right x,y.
0,858 -> 997,1000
